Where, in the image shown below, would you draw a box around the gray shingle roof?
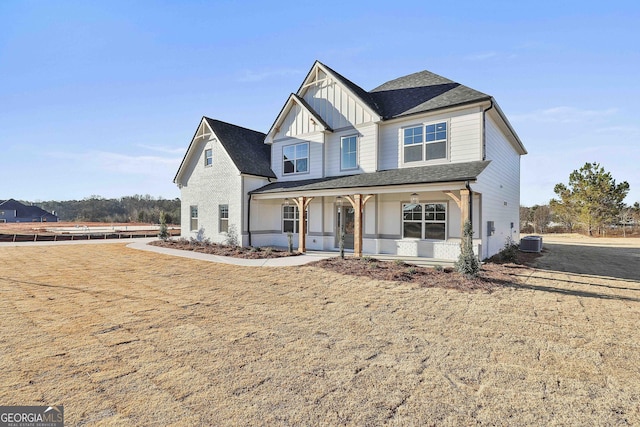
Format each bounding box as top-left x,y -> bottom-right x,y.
203,118 -> 276,179
369,70 -> 491,120
0,199 -> 57,219
251,161 -> 490,195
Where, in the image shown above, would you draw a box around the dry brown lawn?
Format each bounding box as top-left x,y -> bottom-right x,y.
1,242 -> 639,426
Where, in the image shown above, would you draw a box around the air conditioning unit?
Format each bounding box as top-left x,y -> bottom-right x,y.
520,236 -> 543,253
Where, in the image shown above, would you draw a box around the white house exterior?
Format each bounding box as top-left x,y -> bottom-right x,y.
175,61 -> 527,260
174,118 -> 275,246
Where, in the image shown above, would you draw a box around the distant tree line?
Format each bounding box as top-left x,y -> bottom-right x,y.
27,195 -> 181,224
521,162 -> 638,237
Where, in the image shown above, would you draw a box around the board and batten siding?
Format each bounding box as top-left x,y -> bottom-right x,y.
378,107 -> 483,170
274,102 -> 325,139
325,123 -> 378,176
271,133 -> 324,181
473,115 -> 521,259
302,69 -> 375,130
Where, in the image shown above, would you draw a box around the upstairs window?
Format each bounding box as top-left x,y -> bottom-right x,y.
283,142 -> 309,175
219,204 -> 229,233
204,148 -> 213,166
403,121 -> 447,163
190,205 -> 198,231
341,135 -> 358,170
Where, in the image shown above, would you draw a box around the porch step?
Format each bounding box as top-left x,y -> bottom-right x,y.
304,250 -> 455,268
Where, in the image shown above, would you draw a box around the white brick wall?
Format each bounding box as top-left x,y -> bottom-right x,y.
179,135 -> 243,243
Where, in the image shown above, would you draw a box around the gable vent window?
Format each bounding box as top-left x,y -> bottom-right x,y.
204,148 -> 213,166
403,121 -> 447,163
283,142 -> 309,175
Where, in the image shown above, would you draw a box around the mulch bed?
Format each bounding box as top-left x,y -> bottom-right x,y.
151,238 -> 544,292
307,257 -> 527,292
149,238 -> 301,259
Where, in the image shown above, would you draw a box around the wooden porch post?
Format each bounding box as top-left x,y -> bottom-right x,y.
444,189 -> 471,237
344,194 -> 374,258
459,189 -> 471,232
294,196 -> 313,253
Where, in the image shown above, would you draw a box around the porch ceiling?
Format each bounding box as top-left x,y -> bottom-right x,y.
250,160 -> 490,198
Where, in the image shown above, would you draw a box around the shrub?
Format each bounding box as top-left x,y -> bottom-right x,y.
158,211 -> 170,241
498,237 -> 519,263
433,264 -> 444,272
225,224 -> 239,247
454,220 -> 480,276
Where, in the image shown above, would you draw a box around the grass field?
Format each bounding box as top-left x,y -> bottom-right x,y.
1,241 -> 639,425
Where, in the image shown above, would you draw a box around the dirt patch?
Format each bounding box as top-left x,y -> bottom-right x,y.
149,238 -> 301,259
1,243 -> 639,425
530,234 -> 640,281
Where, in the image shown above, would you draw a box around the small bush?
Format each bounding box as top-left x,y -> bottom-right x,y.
407,267 -> 417,275
499,237 -> 519,263
393,259 -> 406,267
433,265 -> 444,272
454,220 -> 480,276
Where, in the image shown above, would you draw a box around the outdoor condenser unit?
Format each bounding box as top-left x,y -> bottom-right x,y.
520,236 -> 543,253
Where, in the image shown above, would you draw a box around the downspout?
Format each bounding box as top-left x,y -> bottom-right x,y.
465,180 -> 473,230
247,193 -> 252,247
482,99 -> 494,161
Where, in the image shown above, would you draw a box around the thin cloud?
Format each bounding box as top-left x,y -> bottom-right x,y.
464,51 -> 500,61
510,106 -> 619,123
137,144 -> 185,155
46,150 -> 181,176
236,68 -> 303,82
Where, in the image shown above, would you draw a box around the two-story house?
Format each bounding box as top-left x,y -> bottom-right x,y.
175,61 -> 526,260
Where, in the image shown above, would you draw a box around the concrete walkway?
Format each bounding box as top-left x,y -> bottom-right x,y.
127,240 -> 333,267
1,236 -> 454,268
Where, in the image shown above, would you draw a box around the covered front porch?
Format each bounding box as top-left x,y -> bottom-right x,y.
248,162 -> 489,261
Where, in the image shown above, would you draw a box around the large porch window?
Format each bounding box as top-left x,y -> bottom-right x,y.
282,205 -> 308,233
402,202 -> 447,240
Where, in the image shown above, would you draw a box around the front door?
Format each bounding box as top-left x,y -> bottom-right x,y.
335,205 -> 355,250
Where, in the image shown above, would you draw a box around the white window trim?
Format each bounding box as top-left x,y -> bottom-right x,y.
219,204 -> 229,233
282,142 -> 309,175
401,201 -> 447,240
190,205 -> 198,231
282,205 -> 308,234
204,148 -> 213,167
340,134 -> 359,171
400,120 -> 449,166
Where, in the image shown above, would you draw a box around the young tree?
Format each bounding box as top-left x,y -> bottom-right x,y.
551,162 -> 630,236
455,220 -> 480,276
531,205 -> 551,234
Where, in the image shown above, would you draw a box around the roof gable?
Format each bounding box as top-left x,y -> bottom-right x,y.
265,93 -> 332,143
174,117 -> 275,184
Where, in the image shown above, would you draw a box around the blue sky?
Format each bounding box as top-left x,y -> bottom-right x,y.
1,0 -> 638,206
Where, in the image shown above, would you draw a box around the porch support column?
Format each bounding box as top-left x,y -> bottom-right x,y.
444,190 -> 470,237
459,189 -> 471,232
293,196 -> 314,253
344,194 -> 374,258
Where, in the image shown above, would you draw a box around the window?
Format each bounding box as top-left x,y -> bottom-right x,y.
341,135 -> 358,170
219,204 -> 228,233
283,142 -> 309,175
282,205 -> 308,233
402,202 -> 446,240
403,121 -> 447,163
190,205 -> 198,231
204,148 -> 213,166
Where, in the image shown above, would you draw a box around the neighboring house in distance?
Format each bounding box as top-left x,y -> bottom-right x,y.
0,199 -> 59,223
175,61 -> 527,260
174,117 -> 275,245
